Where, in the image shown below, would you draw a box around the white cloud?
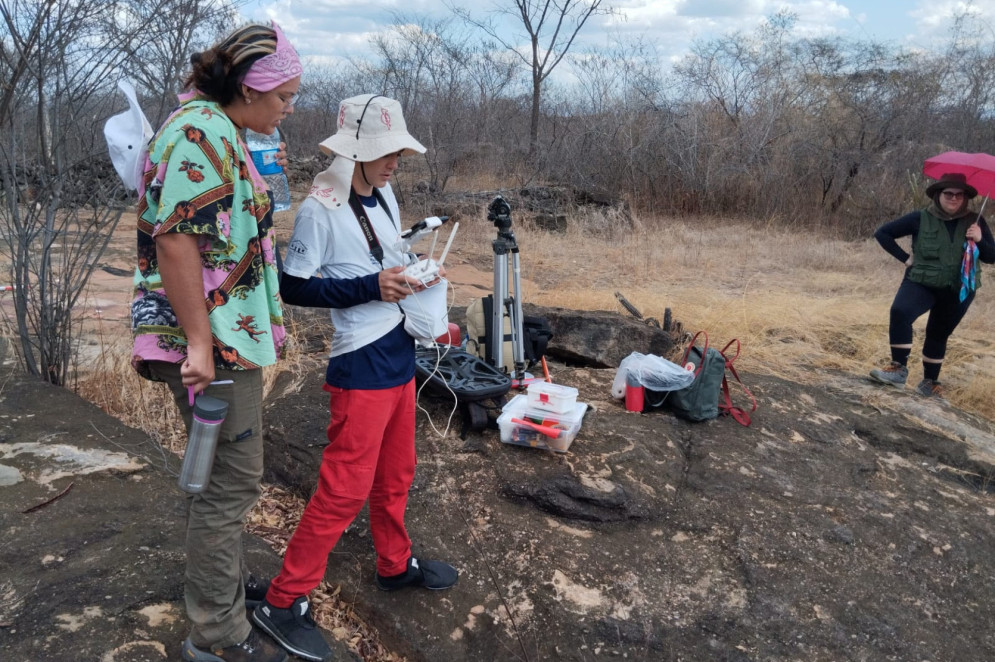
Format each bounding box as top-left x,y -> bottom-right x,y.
909,0 -> 995,43
239,0 -> 995,68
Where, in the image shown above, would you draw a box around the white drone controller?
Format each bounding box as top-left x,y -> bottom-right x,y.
401,219 -> 459,288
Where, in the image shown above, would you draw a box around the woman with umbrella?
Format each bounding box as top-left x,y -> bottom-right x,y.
869,172 -> 995,397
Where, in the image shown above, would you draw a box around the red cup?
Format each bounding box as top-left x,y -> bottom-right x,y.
434,322 -> 461,346
625,383 -> 644,412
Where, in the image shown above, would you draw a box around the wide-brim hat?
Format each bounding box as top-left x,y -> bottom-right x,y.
925,172 -> 978,199
104,78 -> 153,191
319,94 -> 425,162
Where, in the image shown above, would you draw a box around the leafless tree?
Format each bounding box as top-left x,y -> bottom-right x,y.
0,0 -> 240,386
365,15 -> 518,191
551,36 -> 667,203
931,10 -> 995,151
110,0 -> 242,124
450,0 -> 614,158
671,12 -> 810,211
0,0 -> 130,385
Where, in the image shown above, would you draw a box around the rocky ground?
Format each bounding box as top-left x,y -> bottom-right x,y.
5,304 -> 995,661
260,316 -> 995,662
3,193 -> 995,660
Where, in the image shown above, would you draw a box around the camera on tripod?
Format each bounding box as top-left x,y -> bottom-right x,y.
488,195 -> 513,231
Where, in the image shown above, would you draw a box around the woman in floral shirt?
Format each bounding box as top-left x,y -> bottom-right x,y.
130,21 -> 301,662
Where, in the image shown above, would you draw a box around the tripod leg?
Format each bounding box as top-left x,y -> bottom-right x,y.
492,250 -> 508,370
510,250 -> 526,373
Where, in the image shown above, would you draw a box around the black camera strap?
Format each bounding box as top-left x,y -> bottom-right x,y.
346,188 -> 406,315
347,188 -> 396,268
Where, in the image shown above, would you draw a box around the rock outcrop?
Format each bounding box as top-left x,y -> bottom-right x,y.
5,307 -> 995,661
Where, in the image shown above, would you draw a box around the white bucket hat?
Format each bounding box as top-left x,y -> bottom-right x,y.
104,78 -> 153,191
319,94 -> 425,162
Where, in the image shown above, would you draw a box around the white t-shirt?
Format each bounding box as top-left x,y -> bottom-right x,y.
282,185 -> 412,356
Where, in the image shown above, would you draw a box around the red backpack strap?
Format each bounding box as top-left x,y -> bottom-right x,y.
681,331 -> 709,377
720,338 -> 740,363
718,339 -> 756,426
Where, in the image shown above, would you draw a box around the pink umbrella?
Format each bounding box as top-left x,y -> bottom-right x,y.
923,151 -> 992,301
923,151 -> 995,200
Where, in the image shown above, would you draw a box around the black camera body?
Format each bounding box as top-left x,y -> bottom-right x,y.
488,195 -> 513,231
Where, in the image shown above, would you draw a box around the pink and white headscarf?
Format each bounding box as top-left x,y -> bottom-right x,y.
241,22 -> 302,92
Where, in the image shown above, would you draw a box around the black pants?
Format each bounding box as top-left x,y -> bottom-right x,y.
888,278 -> 974,363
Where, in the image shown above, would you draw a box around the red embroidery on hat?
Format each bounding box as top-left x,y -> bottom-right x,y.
381,108 -> 391,130
308,186 -> 337,199
338,105 -> 346,128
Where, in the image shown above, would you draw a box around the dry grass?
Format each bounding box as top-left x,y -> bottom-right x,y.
452,207 -> 995,416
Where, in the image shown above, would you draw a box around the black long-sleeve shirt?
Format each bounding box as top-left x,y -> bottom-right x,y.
279,271 -> 381,309
874,211 -> 995,264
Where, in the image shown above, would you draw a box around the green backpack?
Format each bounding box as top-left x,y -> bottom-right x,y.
646,332 -> 756,425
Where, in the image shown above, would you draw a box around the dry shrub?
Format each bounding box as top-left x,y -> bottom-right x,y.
76,336 -> 186,452
447,211 -> 995,418
444,171 -> 512,193
518,203 -> 635,246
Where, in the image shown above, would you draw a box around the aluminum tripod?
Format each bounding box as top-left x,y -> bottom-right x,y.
487,196 -> 526,379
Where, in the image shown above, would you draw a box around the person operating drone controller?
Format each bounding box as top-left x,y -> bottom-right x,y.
251,94 -> 457,662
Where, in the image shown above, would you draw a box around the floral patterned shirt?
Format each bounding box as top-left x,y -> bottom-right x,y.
131,95 -> 285,377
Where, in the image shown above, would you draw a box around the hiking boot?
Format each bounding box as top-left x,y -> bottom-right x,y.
181,629 -> 287,662
252,596 -> 333,662
375,556 -> 458,592
915,378 -> 944,399
244,574 -> 269,610
869,361 -> 908,387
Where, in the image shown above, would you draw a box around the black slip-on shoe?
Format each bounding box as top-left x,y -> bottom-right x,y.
252,596 -> 333,662
375,556 -> 458,592
244,574 -> 269,610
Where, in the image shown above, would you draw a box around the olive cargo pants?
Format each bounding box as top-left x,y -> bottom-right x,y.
149,362 -> 264,650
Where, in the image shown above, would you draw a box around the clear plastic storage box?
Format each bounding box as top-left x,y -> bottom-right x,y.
526,381 -> 579,415
498,394 -> 587,453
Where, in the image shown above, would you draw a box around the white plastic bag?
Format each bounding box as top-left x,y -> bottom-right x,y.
399,278 -> 449,344
611,352 -> 694,399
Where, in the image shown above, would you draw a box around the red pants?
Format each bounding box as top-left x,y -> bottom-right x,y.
267,379 -> 416,607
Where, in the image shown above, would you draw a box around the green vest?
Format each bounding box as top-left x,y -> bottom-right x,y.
909,209 -> 980,291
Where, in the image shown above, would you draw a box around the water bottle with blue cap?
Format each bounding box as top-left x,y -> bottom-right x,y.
245,127 -> 291,212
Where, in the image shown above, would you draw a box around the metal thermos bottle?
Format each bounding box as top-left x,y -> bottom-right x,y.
177,394 -> 228,494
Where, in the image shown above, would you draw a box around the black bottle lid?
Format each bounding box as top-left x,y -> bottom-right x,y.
193,394 -> 228,422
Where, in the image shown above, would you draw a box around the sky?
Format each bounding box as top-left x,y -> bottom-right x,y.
240,0 -> 995,69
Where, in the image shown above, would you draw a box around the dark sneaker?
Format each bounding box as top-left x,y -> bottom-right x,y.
244,574 -> 269,610
915,378 -> 944,399
252,596 -> 333,662
181,629 -> 288,662
375,556 -> 458,592
869,361 -> 908,387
